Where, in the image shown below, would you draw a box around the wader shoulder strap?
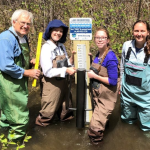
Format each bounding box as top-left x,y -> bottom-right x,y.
144,55 -> 149,64
24,35 -> 31,52
8,30 -> 25,68
98,48 -> 109,71
126,46 -> 149,64
125,47 -> 132,60
60,46 -> 65,54
54,45 -> 66,57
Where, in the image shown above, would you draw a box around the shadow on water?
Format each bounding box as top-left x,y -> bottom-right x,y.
3,80 -> 150,150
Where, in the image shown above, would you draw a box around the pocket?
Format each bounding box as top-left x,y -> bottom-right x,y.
125,62 -> 145,87
126,74 -> 142,86
57,58 -> 68,68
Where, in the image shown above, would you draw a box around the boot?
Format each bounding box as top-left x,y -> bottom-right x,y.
88,128 -> 103,145
35,114 -> 51,127
60,111 -> 74,121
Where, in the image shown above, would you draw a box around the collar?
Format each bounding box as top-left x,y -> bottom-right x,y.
46,40 -> 63,51
9,26 -> 25,39
9,26 -> 18,36
9,26 -> 26,43
130,40 -> 146,54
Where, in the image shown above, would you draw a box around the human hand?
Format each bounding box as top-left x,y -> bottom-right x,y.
24,69 -> 41,79
66,67 -> 76,75
87,70 -> 97,79
72,50 -> 76,55
88,52 -> 92,56
69,51 -> 76,65
30,59 -> 36,66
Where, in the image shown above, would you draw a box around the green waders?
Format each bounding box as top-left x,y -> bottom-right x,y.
0,43 -> 30,142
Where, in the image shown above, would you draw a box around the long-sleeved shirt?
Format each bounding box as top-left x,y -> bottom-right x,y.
0,26 -> 27,79
40,40 -> 72,78
93,50 -> 118,86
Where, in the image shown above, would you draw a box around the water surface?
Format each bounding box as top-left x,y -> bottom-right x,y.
3,81 -> 150,150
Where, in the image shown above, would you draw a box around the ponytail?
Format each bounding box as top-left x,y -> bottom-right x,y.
144,39 -> 150,56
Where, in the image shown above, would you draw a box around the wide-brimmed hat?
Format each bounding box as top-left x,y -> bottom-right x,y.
43,19 -> 68,43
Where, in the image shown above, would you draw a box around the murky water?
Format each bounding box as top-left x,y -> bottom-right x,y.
1,81 -> 150,150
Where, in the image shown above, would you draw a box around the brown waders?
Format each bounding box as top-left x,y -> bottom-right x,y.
36,54 -> 74,126
88,63 -> 120,145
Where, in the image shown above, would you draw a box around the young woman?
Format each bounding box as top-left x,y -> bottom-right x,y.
35,19 -> 76,126
87,27 -> 119,145
120,20 -> 150,131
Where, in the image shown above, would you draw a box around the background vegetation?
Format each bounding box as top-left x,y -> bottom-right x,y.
0,0 -> 150,59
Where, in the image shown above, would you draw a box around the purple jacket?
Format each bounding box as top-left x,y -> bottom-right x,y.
93,50 -> 118,86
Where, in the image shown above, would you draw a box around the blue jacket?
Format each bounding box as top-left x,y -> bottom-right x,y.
43,19 -> 68,43
0,27 -> 24,79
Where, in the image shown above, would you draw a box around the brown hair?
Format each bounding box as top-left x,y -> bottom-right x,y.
94,27 -> 111,71
132,20 -> 150,42
132,20 -> 150,32
133,20 -> 150,56
144,40 -> 150,56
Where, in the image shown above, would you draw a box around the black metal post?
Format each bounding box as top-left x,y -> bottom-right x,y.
76,68 -> 86,128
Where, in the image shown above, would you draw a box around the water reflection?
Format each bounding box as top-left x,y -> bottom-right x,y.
14,82 -> 150,149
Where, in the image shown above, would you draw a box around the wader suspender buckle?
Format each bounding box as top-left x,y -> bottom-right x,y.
126,46 -> 149,64
8,30 -> 26,68
53,48 -> 58,56
97,48 -> 110,72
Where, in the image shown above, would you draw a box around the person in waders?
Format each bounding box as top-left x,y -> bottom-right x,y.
0,9 -> 41,143
87,27 -> 120,145
35,19 -> 76,127
120,20 -> 150,131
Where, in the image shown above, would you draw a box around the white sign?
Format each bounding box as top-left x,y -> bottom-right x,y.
70,18 -> 92,40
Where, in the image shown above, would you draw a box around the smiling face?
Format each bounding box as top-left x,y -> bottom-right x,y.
133,22 -> 149,46
94,30 -> 110,51
13,14 -> 31,37
50,27 -> 63,43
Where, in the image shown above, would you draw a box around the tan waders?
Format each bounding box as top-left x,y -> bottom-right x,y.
88,63 -> 120,145
36,55 -> 74,126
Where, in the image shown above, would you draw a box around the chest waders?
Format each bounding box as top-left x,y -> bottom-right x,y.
88,51 -> 120,145
36,47 -> 74,127
121,47 -> 150,131
0,32 -> 30,142
39,45 -> 68,95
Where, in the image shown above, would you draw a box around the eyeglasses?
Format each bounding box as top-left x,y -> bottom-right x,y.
16,21 -> 32,27
94,37 -> 107,40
